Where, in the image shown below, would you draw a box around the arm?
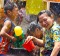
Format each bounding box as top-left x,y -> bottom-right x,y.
0,20 -> 16,42
50,42 -> 60,56
50,30 -> 60,56
33,37 -> 44,47
26,36 -> 44,47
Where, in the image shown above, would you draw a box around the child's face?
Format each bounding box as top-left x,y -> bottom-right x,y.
38,13 -> 53,29
12,7 -> 19,19
34,28 -> 43,39
8,7 -> 18,19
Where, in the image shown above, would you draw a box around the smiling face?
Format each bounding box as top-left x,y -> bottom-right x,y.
38,13 -> 53,29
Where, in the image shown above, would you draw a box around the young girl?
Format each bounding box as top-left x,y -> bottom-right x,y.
26,23 -> 43,56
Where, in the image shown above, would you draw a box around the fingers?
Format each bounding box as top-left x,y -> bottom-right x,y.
25,36 -> 34,44
12,37 -> 17,42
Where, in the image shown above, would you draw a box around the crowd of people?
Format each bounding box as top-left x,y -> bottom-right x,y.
0,1 -> 60,56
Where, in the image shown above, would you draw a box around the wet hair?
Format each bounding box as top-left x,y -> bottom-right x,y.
4,2 -> 18,14
37,10 -> 53,23
26,28 -> 31,35
19,1 -> 26,9
27,23 -> 42,35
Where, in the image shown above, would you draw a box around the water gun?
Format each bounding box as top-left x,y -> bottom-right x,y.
12,26 -> 25,48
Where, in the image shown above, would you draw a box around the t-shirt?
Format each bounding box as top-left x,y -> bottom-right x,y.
43,22 -> 60,50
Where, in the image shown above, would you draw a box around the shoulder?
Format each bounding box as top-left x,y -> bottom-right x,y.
51,22 -> 60,36
4,18 -> 11,27
52,22 -> 60,31
4,20 -> 11,25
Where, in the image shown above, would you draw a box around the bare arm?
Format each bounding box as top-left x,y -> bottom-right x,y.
50,42 -> 60,56
33,37 -> 44,47
0,20 -> 16,42
26,36 -> 44,47
50,29 -> 60,56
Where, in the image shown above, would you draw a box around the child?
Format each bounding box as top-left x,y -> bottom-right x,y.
0,2 -> 18,56
19,1 -> 31,35
25,10 -> 60,56
26,23 -> 43,56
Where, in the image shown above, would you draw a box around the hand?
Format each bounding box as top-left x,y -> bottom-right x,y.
12,37 -> 17,42
25,36 -> 34,44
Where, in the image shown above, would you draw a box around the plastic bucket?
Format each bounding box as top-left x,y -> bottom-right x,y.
23,40 -> 35,52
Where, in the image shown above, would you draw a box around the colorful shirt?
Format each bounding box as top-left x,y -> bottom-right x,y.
43,22 -> 60,50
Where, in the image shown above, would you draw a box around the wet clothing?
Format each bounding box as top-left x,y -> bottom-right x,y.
0,17 -> 15,54
43,22 -> 60,56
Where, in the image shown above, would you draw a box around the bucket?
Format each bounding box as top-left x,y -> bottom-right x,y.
23,40 -> 35,52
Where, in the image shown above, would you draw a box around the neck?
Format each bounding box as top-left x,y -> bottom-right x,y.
7,15 -> 14,21
46,24 -> 53,30
6,15 -> 16,26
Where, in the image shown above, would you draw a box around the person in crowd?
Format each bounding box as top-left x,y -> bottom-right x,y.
0,2 -> 18,56
19,1 -> 30,35
26,23 -> 43,56
25,10 -> 60,56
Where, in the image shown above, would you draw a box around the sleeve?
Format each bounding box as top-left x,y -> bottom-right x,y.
53,30 -> 60,42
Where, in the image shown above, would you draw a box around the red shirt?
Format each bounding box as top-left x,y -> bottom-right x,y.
0,37 -> 10,54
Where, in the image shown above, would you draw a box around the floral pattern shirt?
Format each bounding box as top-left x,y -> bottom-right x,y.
43,22 -> 60,50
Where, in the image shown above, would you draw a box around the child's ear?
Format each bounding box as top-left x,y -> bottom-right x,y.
35,28 -> 39,32
7,10 -> 11,15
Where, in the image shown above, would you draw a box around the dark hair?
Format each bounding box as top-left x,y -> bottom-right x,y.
55,14 -> 60,20
26,28 -> 31,35
19,1 -> 26,9
4,2 -> 18,14
27,24 -> 42,35
37,10 -> 53,22
57,14 -> 60,18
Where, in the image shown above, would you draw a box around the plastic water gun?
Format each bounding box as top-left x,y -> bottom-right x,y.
12,26 -> 25,48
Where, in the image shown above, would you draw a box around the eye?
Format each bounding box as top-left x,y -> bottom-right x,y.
43,18 -> 47,21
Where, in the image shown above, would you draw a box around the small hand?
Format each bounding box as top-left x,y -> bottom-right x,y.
25,36 -> 34,44
12,37 -> 17,42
